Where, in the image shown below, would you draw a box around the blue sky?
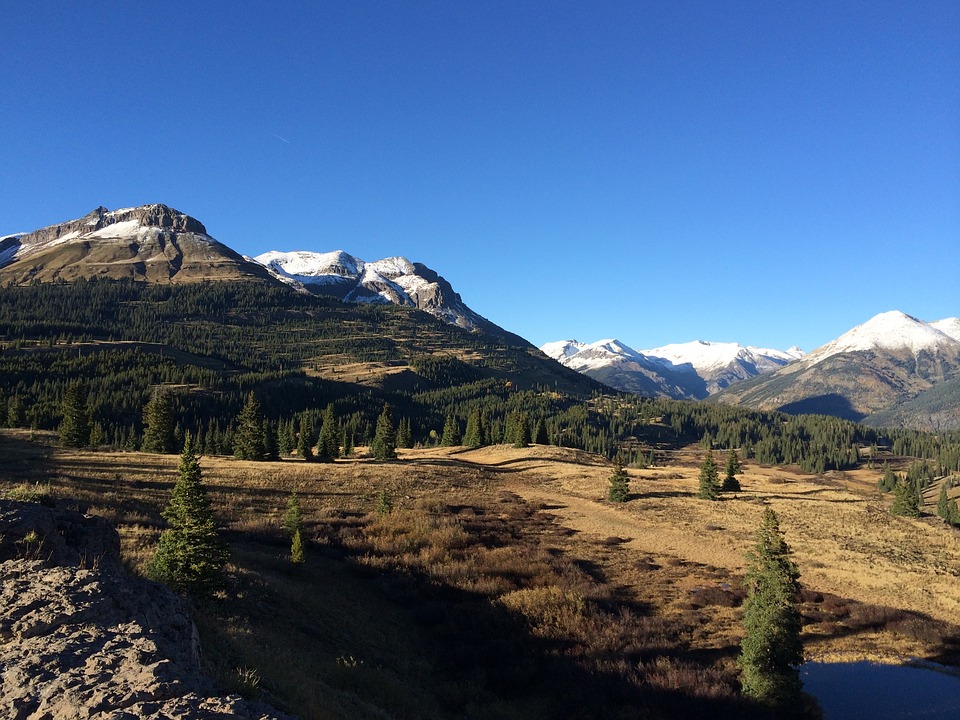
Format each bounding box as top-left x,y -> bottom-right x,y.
2,1 -> 957,352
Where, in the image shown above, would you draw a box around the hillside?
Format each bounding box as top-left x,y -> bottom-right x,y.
3,430 -> 959,719
714,312 -> 960,429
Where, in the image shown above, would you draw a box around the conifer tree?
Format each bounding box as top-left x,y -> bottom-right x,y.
59,381 -> 91,448
297,413 -> 314,461
284,491 -> 303,537
608,462 -> 630,503
878,465 -> 898,493
534,416 -> 549,445
512,412 -> 531,448
441,414 -> 462,446
263,421 -> 280,461
234,392 -> 266,461
722,449 -> 742,492
148,433 -> 228,596
396,417 -> 413,449
891,478 -> 920,517
316,404 -> 339,462
371,404 -> 397,461
739,508 -> 803,707
463,408 -> 487,448
697,450 -> 720,500
936,480 -> 959,526
341,426 -> 354,457
290,528 -> 305,564
142,387 -> 176,454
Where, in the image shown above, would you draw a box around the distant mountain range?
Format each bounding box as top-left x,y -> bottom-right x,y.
541,338 -> 804,400
544,312 -> 960,431
3,204 -> 958,430
0,204 -> 509,338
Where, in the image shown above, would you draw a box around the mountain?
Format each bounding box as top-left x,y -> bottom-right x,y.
541,338 -> 803,399
254,250 -> 500,335
0,204 -> 508,338
0,205 -> 276,285
713,311 -> 960,429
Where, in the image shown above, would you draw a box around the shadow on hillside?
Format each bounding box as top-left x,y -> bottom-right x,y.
778,394 -> 866,421
0,431 -> 59,485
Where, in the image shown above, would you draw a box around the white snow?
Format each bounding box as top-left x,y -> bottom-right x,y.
804,310 -> 960,364
369,256 -> 416,277
254,250 -> 364,279
642,340 -> 802,373
540,340 -> 588,360
85,220 -> 143,240
930,318 -> 960,343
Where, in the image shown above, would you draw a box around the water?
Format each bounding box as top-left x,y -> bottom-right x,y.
801,661 -> 960,719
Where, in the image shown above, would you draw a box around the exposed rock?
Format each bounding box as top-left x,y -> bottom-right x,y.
0,500 -> 295,719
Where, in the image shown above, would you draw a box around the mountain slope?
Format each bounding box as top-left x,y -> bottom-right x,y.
541,338 -> 802,399
255,249 -> 504,336
0,205 -> 277,285
714,311 -> 960,427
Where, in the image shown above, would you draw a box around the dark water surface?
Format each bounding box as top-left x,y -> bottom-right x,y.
801,661 -> 960,719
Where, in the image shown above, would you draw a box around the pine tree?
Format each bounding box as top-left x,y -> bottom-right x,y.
148,434 -> 228,596
891,478 -> 920,517
608,462 -> 630,503
878,466 -> 898,493
316,405 -> 339,462
263,421 -> 280,461
739,508 -> 803,707
463,408 -> 487,448
290,528 -> 305,564
722,449 -> 742,492
59,381 -> 91,448
533,416 -> 549,445
371,404 -> 397,461
234,392 -> 266,461
341,426 -> 354,457
512,412 -> 531,449
297,413 -> 314,461
697,450 -> 720,500
441,414 -> 462,446
396,417 -> 413,449
142,387 -> 176,454
284,491 -> 303,536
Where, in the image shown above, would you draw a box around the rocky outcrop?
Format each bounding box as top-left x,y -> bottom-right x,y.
0,500 -> 295,719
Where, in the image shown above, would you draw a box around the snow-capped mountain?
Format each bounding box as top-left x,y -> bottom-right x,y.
254,249 -> 494,333
715,311 -> 960,429
0,205 -> 276,285
0,205 -> 511,338
540,338 -> 803,399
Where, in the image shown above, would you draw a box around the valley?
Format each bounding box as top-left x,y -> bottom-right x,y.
4,429 -> 959,719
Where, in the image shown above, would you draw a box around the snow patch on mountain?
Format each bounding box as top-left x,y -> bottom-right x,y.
931,318 -> 960,343
642,340 -> 804,374
253,249 -> 493,333
804,311 -> 960,365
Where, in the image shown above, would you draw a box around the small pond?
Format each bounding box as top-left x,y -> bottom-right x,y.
801,661 -> 960,719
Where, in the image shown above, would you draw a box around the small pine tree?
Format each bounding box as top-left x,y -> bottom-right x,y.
721,449 -> 742,492
316,405 -> 339,462
376,487 -> 393,515
739,508 -> 803,707
234,392 -> 266,461
297,413 -> 314,461
59,381 -> 91,448
148,434 -> 228,596
441,414 -> 462,446
341,426 -> 354,457
284,491 -> 303,537
878,466 -> 898,493
608,462 -> 630,503
371,404 -> 397,461
263,421 -> 280,461
891,478 -> 920,517
290,527 -> 304,564
697,450 -> 720,500
396,417 -> 414,449
533,416 -> 549,445
142,387 -> 177,454
512,412 -> 531,449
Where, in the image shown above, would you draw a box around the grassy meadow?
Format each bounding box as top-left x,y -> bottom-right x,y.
3,428 -> 959,719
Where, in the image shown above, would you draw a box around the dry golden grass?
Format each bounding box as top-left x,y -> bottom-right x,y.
3,429 -> 958,718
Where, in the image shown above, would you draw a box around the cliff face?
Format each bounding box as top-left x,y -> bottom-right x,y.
0,500 -> 294,720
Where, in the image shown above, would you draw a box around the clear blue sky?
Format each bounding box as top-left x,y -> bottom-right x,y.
2,1 -> 957,352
